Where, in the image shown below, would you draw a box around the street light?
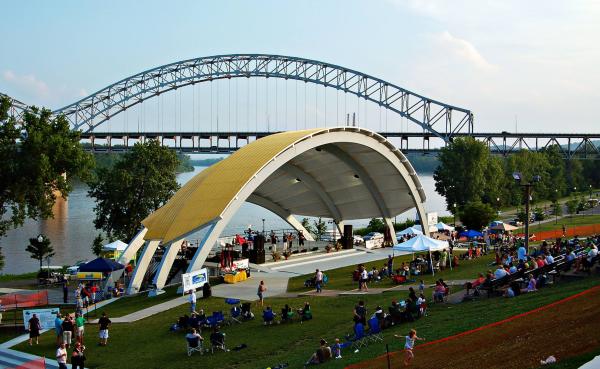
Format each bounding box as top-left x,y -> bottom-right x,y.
453,203 -> 457,227
513,172 -> 541,252
262,219 -> 265,235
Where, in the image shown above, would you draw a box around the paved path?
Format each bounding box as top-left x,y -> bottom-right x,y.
89,295 -> 190,324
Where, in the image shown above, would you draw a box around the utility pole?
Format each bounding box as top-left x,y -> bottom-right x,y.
513,173 -> 541,252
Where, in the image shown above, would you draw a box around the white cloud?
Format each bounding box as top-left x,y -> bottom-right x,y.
436,31 -> 496,71
3,70 -> 50,99
2,70 -> 89,106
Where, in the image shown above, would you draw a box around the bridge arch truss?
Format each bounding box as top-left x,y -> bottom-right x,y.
54,54 -> 473,141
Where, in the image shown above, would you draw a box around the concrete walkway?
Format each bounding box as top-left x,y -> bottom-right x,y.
89,295 -> 190,324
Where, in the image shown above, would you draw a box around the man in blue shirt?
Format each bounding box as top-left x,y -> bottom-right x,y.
517,244 -> 527,262
54,313 -> 63,346
494,265 -> 508,279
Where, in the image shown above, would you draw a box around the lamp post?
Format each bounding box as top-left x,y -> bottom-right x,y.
496,197 -> 501,217
262,219 -> 265,235
453,203 -> 457,227
513,173 -> 541,252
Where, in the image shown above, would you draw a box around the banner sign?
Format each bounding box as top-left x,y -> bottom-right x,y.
77,272 -> 104,280
23,308 -> 60,330
231,258 -> 249,270
365,237 -> 384,249
181,268 -> 208,292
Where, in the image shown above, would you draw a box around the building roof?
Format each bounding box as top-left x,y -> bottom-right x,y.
142,127 -> 426,244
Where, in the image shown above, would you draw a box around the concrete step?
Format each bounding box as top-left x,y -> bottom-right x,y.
269,250 -> 366,271
261,249 -> 357,269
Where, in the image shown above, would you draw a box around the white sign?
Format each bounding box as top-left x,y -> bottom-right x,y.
23,308 -> 60,330
427,212 -> 438,226
231,258 -> 249,270
181,268 -> 208,292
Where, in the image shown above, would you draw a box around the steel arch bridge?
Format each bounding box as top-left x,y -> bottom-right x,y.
51,54 -> 473,141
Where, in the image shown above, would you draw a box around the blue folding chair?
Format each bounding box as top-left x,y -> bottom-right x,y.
213,311 -> 226,325
350,322 -> 368,349
263,309 -> 275,325
367,317 -> 383,342
230,306 -> 242,324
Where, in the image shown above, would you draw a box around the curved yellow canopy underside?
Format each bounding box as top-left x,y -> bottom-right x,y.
142,129 -> 321,243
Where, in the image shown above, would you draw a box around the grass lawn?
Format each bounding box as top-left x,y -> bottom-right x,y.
13,273 -> 600,369
94,285 -> 181,318
0,272 -> 38,283
523,214 -> 600,233
287,252 -> 495,293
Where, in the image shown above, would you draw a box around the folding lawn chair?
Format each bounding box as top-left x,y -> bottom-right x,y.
367,317 -> 383,342
186,336 -> 203,356
349,323 -> 368,350
210,331 -> 227,353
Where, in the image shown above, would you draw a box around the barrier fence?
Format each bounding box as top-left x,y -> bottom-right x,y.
345,285 -> 600,369
2,291 -> 49,310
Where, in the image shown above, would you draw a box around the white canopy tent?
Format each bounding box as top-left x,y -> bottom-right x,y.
392,234 -> 451,275
396,226 -> 423,237
102,240 -> 128,251
435,222 -> 455,232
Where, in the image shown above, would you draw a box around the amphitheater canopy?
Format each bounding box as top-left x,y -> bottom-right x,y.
142,127 -> 427,244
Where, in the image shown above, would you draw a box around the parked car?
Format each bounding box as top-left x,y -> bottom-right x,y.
363,232 -> 384,241
353,235 -> 364,245
67,260 -> 88,275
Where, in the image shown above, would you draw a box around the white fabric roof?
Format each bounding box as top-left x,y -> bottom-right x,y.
392,234 -> 449,252
397,226 -> 423,236
435,222 -> 455,231
102,240 -> 128,251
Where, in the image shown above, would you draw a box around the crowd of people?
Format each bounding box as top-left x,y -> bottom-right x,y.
465,235 -> 600,298
32,310 -> 111,369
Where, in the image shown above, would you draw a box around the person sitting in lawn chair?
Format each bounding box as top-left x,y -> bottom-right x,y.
298,302 -> 312,323
241,302 -> 254,320
263,306 -> 276,325
185,328 -> 204,356
281,304 -> 294,323
209,326 -> 227,353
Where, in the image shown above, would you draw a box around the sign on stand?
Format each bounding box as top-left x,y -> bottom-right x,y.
23,308 -> 60,330
181,268 -> 208,293
231,258 -> 249,270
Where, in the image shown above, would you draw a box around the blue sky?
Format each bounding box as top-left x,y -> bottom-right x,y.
1,0 -> 599,133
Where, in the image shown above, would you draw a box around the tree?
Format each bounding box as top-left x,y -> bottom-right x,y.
552,200 -> 563,223
312,217 -> 327,241
301,218 -> 315,237
533,207 -> 545,221
87,140 -> 180,241
92,234 -> 104,256
0,96 -> 94,238
459,201 -> 496,231
0,247 -> 4,272
434,137 -> 503,213
566,199 -> 578,217
26,235 -> 55,269
367,218 -> 385,233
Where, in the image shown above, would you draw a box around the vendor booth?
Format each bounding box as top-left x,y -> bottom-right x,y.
78,257 -> 125,297
393,235 -> 450,276
101,240 -> 129,260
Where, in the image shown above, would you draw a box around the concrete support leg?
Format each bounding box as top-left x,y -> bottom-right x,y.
127,240 -> 160,295
118,227 -> 148,266
185,222 -> 223,274
385,218 -> 397,245
152,238 -> 184,290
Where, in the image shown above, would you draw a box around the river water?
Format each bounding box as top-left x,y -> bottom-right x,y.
0,167 -> 448,274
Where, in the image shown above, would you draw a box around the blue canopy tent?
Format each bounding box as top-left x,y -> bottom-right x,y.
79,257 -> 124,272
459,230 -> 484,239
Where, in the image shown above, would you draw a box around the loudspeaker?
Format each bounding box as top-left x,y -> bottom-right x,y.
254,235 -> 265,251
343,224 -> 353,249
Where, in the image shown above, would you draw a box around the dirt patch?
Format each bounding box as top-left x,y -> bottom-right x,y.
349,287 -> 600,369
